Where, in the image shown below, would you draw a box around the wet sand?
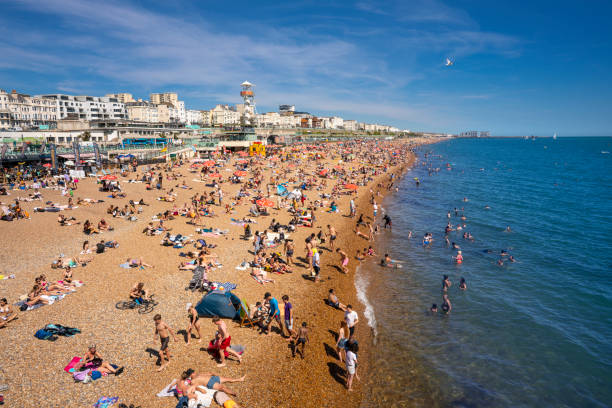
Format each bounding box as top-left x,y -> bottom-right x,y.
0,138 -> 433,407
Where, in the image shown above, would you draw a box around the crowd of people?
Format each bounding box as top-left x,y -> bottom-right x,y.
0,139 -> 420,406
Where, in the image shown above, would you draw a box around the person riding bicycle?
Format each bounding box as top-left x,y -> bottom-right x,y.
129,282 -> 150,304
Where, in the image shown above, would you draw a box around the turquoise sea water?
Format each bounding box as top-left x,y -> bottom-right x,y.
360,137 -> 612,407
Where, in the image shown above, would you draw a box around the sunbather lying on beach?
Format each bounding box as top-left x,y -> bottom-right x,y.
188,371 -> 246,397
127,257 -> 153,268
250,267 -> 275,284
57,214 -> 80,226
26,285 -> 50,306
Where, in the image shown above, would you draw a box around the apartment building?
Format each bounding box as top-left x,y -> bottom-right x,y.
105,93 -> 135,103
126,101 -> 159,123
211,105 -> 240,126
37,93 -> 126,121
0,89 -> 58,129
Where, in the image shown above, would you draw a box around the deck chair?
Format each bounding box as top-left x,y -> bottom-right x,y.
238,299 -> 264,329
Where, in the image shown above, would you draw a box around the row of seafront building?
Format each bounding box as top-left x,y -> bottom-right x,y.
0,89 -> 403,138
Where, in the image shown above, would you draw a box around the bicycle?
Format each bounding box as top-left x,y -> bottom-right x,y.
115,295 -> 158,314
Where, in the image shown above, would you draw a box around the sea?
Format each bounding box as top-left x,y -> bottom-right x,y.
359,137 -> 612,408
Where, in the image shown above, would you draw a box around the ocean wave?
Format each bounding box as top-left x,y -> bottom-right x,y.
355,266 -> 378,340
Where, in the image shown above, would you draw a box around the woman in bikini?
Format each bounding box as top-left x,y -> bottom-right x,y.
0,298 -> 17,328
77,345 -> 123,375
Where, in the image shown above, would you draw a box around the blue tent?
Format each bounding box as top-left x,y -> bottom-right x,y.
195,290 -> 241,319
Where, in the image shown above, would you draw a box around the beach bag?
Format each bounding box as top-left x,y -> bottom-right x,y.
73,369 -> 91,382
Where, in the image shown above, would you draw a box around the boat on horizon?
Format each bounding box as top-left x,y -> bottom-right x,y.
553,132 -> 557,140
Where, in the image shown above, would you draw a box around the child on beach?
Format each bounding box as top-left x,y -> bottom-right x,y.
153,314 -> 177,372
290,322 -> 309,358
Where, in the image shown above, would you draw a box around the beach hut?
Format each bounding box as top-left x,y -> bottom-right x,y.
195,290 -> 241,319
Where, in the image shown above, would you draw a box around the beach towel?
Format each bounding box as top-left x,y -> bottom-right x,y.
93,396 -> 119,408
189,388 -> 215,407
157,381 -> 178,397
64,356 -> 82,373
119,263 -> 130,269
235,263 -> 248,271
211,282 -> 237,291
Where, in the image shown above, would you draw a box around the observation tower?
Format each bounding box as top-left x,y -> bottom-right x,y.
240,81 -> 257,127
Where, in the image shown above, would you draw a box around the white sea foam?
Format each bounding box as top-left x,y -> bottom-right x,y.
355,266 -> 378,340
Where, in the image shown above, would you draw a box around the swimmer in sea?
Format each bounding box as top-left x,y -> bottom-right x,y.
484,205 -> 490,210
442,275 -> 451,292
445,235 -> 450,247
509,255 -> 516,262
459,277 -> 467,290
452,242 -> 460,250
501,250 -> 508,257
442,294 -> 451,314
430,304 -> 438,313
453,250 -> 463,264
505,226 -> 512,232
497,259 -> 504,266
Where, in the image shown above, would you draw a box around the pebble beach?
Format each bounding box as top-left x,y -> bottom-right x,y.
0,138 -> 433,408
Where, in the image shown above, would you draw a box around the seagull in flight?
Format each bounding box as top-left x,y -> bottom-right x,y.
445,57 -> 454,67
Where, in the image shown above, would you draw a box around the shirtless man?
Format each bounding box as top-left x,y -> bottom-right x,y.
154,314 -> 177,372
212,317 -> 243,367
326,225 -> 337,250
188,371 -> 246,397
328,289 -> 347,311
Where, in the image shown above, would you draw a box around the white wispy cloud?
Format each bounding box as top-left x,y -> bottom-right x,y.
1,0 -> 522,130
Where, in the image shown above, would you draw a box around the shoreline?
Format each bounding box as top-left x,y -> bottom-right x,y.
0,137 -> 440,408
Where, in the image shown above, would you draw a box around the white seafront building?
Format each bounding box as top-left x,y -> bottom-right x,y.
0,89 -> 58,129
37,93 -> 126,121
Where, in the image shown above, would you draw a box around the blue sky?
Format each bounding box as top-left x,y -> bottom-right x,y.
1,0 -> 610,135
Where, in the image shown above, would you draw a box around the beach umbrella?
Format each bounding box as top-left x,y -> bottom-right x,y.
208,173 -> 222,178
344,183 -> 358,190
256,198 -> 275,208
101,175 -> 117,181
318,169 -> 328,176
64,160 -> 75,166
42,163 -> 52,168
234,170 -> 247,177
203,160 -> 216,167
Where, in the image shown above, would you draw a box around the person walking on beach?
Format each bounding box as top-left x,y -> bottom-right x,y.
264,292 -> 283,335
282,295 -> 296,339
312,248 -> 321,282
344,305 -> 358,336
284,239 -> 295,265
337,248 -> 349,274
212,316 -> 242,366
345,341 -> 359,391
185,303 -> 202,344
290,322 -> 309,359
153,314 -> 177,372
349,198 -> 356,218
326,224 -> 337,251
